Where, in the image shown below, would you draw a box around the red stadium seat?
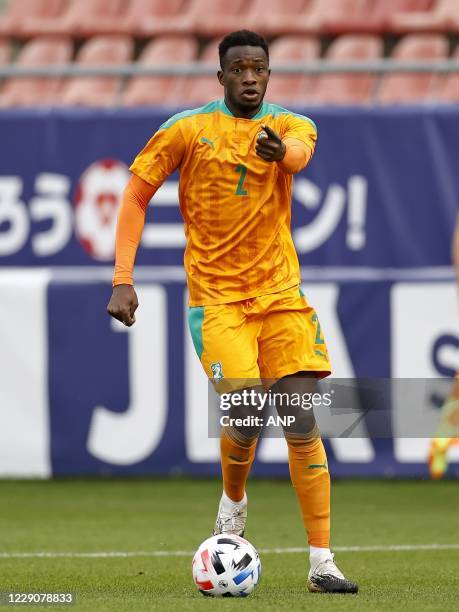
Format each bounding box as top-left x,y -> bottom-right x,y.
436,45 -> 459,102
389,0 -> 459,33
20,0 -> 68,38
23,0 -> 126,37
377,34 -> 448,104
0,37 -> 72,107
21,0 -> 185,38
131,0 -> 190,38
287,0 -> 374,35
0,0 -> 65,38
123,36 -> 198,106
244,0 -> 311,37
267,36 -> 319,104
58,36 -> 133,107
71,0 -> 126,37
179,0 -> 252,38
310,35 -> 383,104
181,38 -> 223,106
357,0 -> 433,33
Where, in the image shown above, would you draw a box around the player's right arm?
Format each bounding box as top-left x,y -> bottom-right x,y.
107,175 -> 155,326
107,119 -> 186,326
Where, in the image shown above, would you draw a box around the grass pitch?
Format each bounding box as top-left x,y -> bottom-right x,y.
1,478 -> 458,611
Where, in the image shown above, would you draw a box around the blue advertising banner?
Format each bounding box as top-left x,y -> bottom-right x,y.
0,271 -> 457,478
0,106 -> 457,268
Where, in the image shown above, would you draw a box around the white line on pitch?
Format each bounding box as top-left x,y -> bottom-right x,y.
0,543 -> 459,559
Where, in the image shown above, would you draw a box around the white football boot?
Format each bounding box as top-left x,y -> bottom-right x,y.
213,491 -> 247,537
307,553 -> 358,594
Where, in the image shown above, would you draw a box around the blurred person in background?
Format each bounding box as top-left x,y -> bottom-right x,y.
429,212 -> 459,479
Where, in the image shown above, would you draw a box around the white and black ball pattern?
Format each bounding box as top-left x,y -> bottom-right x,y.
192,534 -> 261,597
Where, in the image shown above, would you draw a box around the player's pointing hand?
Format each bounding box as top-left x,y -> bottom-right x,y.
107,284 -> 138,327
255,124 -> 287,162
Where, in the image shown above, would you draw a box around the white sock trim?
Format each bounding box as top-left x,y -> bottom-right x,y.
309,545 -> 331,557
309,546 -> 332,570
222,490 -> 247,505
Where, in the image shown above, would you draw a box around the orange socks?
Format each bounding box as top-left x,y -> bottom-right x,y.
286,427 -> 330,548
220,424 -> 330,548
220,426 -> 258,502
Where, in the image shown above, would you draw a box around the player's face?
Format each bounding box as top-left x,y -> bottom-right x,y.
218,46 -> 270,115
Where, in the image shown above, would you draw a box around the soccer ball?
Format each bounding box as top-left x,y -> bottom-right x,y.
192,534 -> 261,597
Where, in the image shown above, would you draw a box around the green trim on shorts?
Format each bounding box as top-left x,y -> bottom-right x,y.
188,306 -> 205,360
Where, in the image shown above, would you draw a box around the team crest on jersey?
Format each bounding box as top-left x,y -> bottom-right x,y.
211,362 -> 224,381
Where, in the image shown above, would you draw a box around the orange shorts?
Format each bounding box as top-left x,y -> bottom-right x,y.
188,285 -> 331,387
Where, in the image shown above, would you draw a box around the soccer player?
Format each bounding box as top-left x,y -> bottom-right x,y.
428,212 -> 459,478
107,30 -> 358,594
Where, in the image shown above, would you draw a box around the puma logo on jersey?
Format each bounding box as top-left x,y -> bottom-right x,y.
308,461 -> 328,470
200,137 -> 216,149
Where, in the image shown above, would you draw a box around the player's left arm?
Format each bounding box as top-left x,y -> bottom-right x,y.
255,115 -> 317,174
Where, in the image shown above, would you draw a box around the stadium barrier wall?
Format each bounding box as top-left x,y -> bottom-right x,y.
0,107 -> 457,477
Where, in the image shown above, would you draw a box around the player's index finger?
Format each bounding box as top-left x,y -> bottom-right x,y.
261,124 -> 280,141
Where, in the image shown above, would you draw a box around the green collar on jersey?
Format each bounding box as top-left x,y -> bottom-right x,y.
221,98 -> 269,120
220,99 -> 317,131
159,99 -> 317,133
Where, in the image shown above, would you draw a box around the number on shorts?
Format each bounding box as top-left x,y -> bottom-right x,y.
312,313 -> 325,345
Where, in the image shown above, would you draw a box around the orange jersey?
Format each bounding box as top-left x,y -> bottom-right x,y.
127,99 -> 317,306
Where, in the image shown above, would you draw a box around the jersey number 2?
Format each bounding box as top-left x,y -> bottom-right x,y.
234,164 -> 248,196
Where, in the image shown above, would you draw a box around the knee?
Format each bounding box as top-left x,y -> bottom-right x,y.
222,424 -> 260,448
281,408 -> 317,438
224,394 -> 264,442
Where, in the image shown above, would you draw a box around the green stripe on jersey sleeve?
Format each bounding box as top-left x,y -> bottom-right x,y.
159,100 -> 222,130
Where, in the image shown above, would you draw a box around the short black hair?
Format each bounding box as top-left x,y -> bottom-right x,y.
218,30 -> 269,68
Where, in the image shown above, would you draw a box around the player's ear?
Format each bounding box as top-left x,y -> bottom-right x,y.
217,70 -> 224,86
